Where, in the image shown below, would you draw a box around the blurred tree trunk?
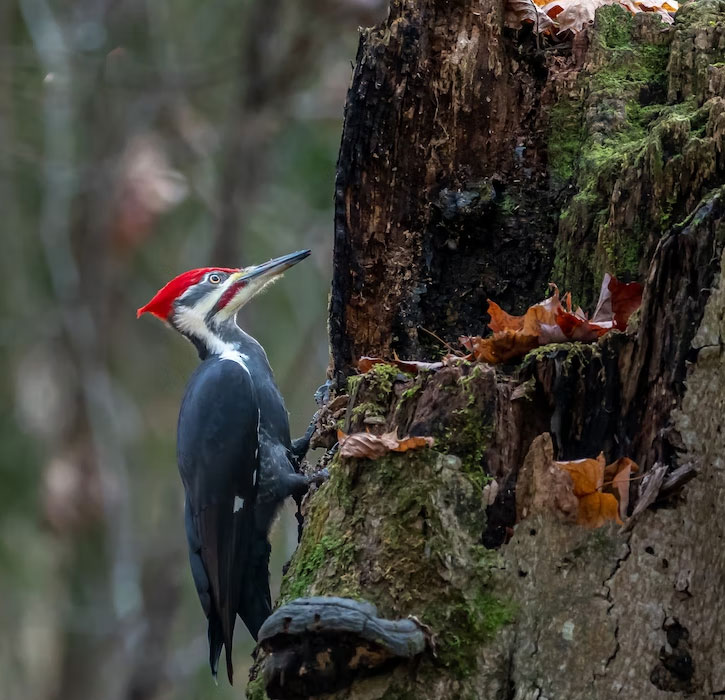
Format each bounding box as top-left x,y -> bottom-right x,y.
251,0 -> 725,698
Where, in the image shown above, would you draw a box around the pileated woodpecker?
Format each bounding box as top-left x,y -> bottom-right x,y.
137,250 -> 315,684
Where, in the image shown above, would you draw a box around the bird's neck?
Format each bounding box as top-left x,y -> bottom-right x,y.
180,318 -> 261,362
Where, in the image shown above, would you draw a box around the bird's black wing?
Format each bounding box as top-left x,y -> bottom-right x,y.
177,356 -> 260,684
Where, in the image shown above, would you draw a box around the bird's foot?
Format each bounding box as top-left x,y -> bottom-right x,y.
290,412 -> 319,466
306,468 -> 329,487
290,468 -> 330,542
290,381 -> 335,466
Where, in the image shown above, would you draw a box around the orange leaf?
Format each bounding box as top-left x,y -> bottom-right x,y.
555,453 -> 624,527
466,287 -> 562,364
468,273 -> 643,365
337,430 -> 433,459
555,454 -> 606,497
554,453 -> 639,527
577,492 -> 622,528
487,300 -> 525,333
393,435 -> 435,452
487,286 -> 562,336
521,289 -> 562,336
459,331 -> 538,364
591,273 -> 643,329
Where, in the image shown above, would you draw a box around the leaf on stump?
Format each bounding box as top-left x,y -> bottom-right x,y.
555,454 -> 622,528
463,273 -> 643,364
459,330 -> 539,364
504,0 -> 556,30
554,453 -> 640,527
514,0 -> 678,34
554,307 -> 611,342
576,491 -> 621,528
337,430 -> 434,459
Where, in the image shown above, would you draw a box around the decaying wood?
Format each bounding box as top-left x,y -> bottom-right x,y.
249,1 -> 725,698
330,0 -> 564,380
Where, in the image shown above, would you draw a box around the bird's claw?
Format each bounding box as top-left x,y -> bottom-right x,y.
290,412 -> 320,465
307,468 -> 329,486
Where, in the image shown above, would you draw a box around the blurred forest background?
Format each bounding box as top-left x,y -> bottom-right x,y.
0,1 -> 384,698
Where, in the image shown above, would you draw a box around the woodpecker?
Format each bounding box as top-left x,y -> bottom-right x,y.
137,250 -> 315,684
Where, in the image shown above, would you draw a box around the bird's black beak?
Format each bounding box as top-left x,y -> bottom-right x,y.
238,249 -> 311,282
212,249 -> 311,319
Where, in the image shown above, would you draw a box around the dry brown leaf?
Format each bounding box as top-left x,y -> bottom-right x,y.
337,430 -> 434,459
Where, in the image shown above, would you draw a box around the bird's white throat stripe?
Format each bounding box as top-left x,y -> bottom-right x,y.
220,349 -> 251,374
175,311 -> 252,371
174,307 -> 229,356
233,496 -> 245,513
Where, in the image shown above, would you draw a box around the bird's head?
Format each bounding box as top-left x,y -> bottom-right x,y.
137,249 -> 311,353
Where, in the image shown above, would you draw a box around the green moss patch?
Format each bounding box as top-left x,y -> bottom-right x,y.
548,97 -> 584,182
523,341 -> 602,371
245,676 -> 268,700
425,590 -> 516,678
278,448 -> 506,671
549,5 -> 689,306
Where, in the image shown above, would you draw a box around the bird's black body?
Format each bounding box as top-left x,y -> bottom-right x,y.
138,250 -> 314,685
178,329 -> 309,683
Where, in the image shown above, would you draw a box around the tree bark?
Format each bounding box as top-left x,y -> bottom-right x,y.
250,1 -> 725,697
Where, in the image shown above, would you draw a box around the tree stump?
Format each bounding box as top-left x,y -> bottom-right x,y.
249,1 -> 725,697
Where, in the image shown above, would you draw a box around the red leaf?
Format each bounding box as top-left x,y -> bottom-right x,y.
555,308 -> 610,342
609,277 -> 643,329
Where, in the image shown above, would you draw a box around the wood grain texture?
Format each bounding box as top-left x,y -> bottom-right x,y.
331,0 -> 562,379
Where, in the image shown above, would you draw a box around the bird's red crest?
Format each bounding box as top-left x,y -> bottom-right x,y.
137,267 -> 238,320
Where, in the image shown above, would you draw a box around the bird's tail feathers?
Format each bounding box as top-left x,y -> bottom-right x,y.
208,612 -> 224,681
239,535 -> 272,639
198,505 -> 247,685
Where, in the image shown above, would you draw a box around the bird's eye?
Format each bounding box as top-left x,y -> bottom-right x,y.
209,273 -> 222,284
